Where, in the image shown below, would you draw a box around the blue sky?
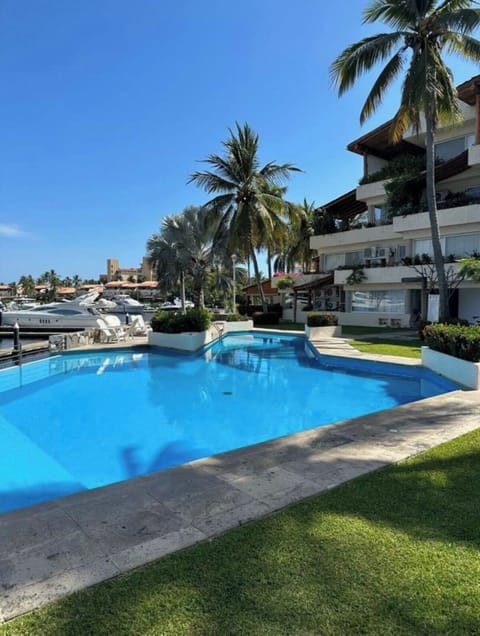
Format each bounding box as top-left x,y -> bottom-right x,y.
1,0 -> 478,283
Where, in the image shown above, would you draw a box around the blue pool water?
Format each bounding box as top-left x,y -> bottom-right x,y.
0,333 -> 459,513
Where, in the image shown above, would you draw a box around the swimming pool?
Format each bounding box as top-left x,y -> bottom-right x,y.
0,333 -> 459,513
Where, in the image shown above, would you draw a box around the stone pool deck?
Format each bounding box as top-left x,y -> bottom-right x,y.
1,334 -> 479,621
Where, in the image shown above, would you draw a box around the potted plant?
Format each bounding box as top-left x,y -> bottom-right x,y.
148,308 -> 216,351
305,312 -> 341,339
421,323 -> 480,389
223,313 -> 254,333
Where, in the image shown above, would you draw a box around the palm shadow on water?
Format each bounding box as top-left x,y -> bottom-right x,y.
121,440 -> 209,479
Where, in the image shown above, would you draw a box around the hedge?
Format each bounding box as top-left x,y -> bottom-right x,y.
252,312 -> 281,326
307,312 -> 338,327
225,313 -> 250,322
151,307 -> 212,333
238,304 -> 283,317
423,323 -> 480,362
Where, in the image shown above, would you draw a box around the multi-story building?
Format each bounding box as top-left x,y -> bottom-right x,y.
310,74 -> 480,327
103,257 -> 156,283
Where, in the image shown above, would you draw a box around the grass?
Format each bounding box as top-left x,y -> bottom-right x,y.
342,325 -> 415,335
350,338 -> 422,359
2,431 -> 480,635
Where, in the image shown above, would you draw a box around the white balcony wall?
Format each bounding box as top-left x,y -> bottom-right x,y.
334,266 -> 419,286
337,312 -> 410,328
393,204 -> 480,235
468,144 -> 480,167
356,179 -> 388,204
310,224 -> 398,251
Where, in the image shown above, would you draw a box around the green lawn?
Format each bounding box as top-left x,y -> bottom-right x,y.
3,431 -> 480,635
342,325 -> 415,335
350,338 -> 422,359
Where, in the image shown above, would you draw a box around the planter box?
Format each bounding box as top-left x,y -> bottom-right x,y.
148,329 -> 216,352
421,346 -> 480,390
223,320 -> 254,333
305,325 -> 342,339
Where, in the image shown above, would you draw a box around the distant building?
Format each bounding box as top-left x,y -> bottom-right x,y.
103,257 -> 156,283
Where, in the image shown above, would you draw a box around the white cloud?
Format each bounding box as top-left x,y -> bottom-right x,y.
0,224 -> 28,237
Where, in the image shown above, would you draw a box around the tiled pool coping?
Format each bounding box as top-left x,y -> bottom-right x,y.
0,335 -> 479,622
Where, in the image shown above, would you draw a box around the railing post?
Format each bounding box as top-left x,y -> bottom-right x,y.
13,320 -> 22,364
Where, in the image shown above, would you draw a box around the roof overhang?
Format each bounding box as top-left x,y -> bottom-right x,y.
293,273 -> 334,292
457,74 -> 480,105
347,120 -> 425,159
317,189 -> 367,219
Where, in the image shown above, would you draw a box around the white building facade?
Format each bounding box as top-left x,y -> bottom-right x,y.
311,75 -> 480,327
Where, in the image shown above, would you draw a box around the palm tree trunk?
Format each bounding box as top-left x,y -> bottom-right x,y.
180,271 -> 186,314
250,245 -> 267,311
425,106 -> 449,320
267,248 -> 272,280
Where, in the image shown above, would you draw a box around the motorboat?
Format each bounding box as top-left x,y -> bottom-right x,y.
104,294 -> 145,314
5,297 -> 40,311
0,291 -> 122,332
160,298 -> 194,311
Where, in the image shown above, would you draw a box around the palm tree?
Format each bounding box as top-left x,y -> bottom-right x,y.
331,0 -> 480,320
277,198 -> 315,274
189,122 -> 300,312
18,275 -> 36,297
148,206 -> 227,309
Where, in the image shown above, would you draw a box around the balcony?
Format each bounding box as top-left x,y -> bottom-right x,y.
310,223 -> 398,251
356,178 -> 388,203
468,144 -> 480,166
334,265 -> 417,286
393,204 -> 480,234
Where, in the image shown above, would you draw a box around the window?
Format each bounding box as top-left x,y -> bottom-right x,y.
345,251 -> 363,267
435,134 -> 475,162
413,238 -> 446,257
352,290 -> 406,313
445,233 -> 480,257
324,253 -> 345,271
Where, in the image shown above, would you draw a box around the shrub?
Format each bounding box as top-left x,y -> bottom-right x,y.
151,307 -> 212,333
418,319 -> 431,340
225,313 -> 249,322
275,276 -> 295,291
307,312 -> 338,327
252,311 -> 280,325
238,304 -> 282,317
423,323 -> 480,362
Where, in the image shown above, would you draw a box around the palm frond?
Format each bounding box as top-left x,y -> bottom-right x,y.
435,7 -> 480,33
360,50 -> 406,123
331,32 -> 404,94
443,32 -> 480,60
363,0 -> 431,28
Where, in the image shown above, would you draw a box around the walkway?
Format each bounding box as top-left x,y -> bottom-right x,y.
0,336 -> 478,622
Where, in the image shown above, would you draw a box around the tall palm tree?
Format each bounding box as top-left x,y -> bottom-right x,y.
189,122 -> 300,311
331,0 -> 480,320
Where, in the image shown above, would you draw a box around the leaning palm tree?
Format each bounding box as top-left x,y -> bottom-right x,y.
331,0 -> 480,320
189,122 -> 300,311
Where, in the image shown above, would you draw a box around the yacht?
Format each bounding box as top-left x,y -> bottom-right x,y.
105,294 -> 145,314
0,291 -> 122,332
160,298 -> 194,311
